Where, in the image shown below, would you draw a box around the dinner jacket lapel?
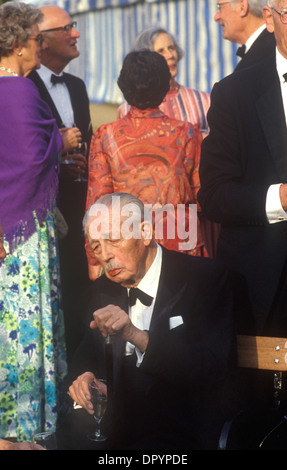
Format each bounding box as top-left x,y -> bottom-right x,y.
28,70 -> 63,127
150,248 -> 188,331
256,67 -> 287,181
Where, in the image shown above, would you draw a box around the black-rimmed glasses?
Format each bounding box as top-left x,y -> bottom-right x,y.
41,21 -> 77,34
272,8 -> 287,24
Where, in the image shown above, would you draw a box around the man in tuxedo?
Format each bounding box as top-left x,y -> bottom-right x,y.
198,0 -> 287,337
65,192 -> 241,450
215,0 -> 275,71
28,6 -> 93,366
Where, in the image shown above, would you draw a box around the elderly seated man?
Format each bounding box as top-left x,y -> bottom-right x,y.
62,192 -> 245,450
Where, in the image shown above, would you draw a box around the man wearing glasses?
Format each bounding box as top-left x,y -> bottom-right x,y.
215,0 -> 275,71
28,6 -> 93,368
199,0 -> 287,345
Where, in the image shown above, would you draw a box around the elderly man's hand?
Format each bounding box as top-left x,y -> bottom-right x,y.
69,372 -> 104,415
90,305 -> 149,352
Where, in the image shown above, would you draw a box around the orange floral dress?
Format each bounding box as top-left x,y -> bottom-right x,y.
86,107 -> 207,264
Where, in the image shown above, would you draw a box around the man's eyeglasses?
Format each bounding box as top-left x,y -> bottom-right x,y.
41,21 -> 77,34
216,1 -> 234,10
272,8 -> 287,24
29,33 -> 44,46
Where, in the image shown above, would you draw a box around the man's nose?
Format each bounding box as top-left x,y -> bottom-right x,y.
100,242 -> 113,262
214,10 -> 221,21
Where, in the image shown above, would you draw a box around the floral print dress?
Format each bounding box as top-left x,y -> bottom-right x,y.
0,210 -> 67,442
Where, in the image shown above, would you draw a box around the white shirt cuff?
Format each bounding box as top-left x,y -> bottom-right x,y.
266,184 -> 287,223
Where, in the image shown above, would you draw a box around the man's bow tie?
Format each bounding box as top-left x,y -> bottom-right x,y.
283,73 -> 287,82
236,45 -> 246,58
51,73 -> 66,84
128,287 -> 153,307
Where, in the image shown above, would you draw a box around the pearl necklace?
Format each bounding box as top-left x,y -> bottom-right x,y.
0,65 -> 18,76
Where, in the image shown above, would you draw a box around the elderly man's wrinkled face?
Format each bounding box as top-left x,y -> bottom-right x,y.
214,1 -> 242,42
86,205 -> 152,288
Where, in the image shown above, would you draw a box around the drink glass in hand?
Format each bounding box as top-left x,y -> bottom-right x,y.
63,142 -> 87,182
87,379 -> 107,442
33,431 -> 57,450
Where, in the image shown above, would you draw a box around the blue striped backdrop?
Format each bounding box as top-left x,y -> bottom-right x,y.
22,0 -> 238,104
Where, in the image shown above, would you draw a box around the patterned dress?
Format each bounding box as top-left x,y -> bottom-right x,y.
86,107 -> 207,265
0,77 -> 67,442
0,212 -> 66,441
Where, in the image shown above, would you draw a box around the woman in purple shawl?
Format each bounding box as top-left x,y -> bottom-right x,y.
0,2 -> 81,443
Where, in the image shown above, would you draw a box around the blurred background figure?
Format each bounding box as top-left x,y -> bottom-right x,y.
28,6 -> 93,367
86,50 -> 206,280
117,25 -> 210,137
0,2 -> 78,443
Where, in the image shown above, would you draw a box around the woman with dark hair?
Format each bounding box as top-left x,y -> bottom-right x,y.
117,26 -> 210,137
86,50 -> 206,279
0,2 -> 80,443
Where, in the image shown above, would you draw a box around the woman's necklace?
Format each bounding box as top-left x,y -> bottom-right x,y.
0,65 -> 18,76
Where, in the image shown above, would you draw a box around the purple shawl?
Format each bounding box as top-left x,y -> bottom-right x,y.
0,77 -> 62,252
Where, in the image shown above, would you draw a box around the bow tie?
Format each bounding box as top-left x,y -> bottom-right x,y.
283,73 -> 287,82
51,73 -> 66,84
236,45 -> 246,58
128,287 -> 153,307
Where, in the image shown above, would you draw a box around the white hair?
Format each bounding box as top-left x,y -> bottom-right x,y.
231,0 -> 269,16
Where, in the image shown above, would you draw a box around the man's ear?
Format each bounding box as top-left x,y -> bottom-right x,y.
239,0 -> 249,17
263,6 -> 275,33
141,220 -> 153,245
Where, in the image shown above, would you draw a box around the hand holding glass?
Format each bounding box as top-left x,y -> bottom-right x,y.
64,142 -> 87,182
87,379 -> 107,442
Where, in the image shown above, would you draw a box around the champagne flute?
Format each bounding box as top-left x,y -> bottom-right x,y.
63,142 -> 88,182
87,379 -> 107,442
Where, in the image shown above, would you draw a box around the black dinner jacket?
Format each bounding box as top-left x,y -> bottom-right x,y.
28,69 -> 93,144
68,247 -> 240,449
234,28 -> 275,72
198,52 -> 287,333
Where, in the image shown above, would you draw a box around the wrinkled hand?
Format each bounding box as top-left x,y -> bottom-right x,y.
69,372 -> 107,415
61,153 -> 87,179
60,126 -> 82,153
90,305 -> 149,352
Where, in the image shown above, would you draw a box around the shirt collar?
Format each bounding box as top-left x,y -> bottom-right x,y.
276,47 -> 287,84
244,24 -> 266,53
134,244 -> 162,299
36,64 -> 64,90
128,106 -> 164,119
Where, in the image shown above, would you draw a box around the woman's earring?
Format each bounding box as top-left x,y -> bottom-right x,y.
18,51 -> 22,56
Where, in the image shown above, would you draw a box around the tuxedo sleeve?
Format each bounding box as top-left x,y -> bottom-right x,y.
198,80 -> 269,226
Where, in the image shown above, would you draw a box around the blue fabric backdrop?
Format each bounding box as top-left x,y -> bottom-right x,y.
22,0 -> 238,104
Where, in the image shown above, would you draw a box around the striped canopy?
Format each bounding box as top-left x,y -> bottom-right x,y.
21,0 -> 238,104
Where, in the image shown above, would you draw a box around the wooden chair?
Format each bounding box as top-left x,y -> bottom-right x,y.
218,335 -> 287,450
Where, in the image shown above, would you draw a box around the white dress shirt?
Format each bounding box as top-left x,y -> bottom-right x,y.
244,24 -> 267,54
265,48 -> 287,223
36,65 -> 75,128
126,244 -> 162,364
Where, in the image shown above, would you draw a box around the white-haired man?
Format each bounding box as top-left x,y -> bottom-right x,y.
61,192 -> 245,450
215,0 -> 275,70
